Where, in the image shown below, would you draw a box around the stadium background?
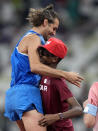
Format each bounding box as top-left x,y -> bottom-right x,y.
0,0 -> 98,131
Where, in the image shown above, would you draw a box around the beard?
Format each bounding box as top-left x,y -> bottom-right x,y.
43,32 -> 52,41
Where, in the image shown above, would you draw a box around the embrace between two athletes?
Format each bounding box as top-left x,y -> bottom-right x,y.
4,4 -> 84,131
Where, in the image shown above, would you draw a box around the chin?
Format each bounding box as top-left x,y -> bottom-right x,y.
45,36 -> 50,41
44,37 -> 48,41
44,62 -> 51,65
48,35 -> 51,39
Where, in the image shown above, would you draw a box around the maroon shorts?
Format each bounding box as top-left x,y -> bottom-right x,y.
47,125 -> 74,131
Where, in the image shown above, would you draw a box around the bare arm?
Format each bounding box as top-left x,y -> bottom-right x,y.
83,114 -> 96,128
27,35 -> 65,78
20,34 -> 84,87
83,99 -> 96,128
61,97 -> 82,119
38,97 -> 82,126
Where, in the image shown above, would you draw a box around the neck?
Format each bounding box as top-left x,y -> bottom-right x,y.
32,26 -> 44,35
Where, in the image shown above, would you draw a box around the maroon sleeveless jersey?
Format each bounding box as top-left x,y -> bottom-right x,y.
40,76 -> 74,131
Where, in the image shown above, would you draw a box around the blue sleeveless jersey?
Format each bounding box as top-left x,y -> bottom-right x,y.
10,30 -> 45,87
4,30 -> 45,121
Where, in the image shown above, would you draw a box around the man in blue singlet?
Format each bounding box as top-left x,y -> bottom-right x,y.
4,4 -> 83,131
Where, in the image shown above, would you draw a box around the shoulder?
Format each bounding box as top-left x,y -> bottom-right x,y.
92,82 -> 98,88
25,34 -> 40,42
54,78 -> 67,84
90,82 -> 98,92
51,78 -> 68,89
51,78 -> 73,99
20,34 -> 41,47
88,82 -> 98,105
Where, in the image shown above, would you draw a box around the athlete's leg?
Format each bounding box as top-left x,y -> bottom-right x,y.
22,110 -> 47,131
16,120 -> 26,131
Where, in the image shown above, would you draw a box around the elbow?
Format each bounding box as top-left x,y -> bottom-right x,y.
30,64 -> 40,73
84,119 -> 94,128
76,106 -> 83,116
71,105 -> 83,118
31,67 -> 37,73
84,122 -> 93,128
79,107 -> 83,115
83,114 -> 95,128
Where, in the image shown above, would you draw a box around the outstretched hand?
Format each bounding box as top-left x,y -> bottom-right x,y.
64,72 -> 84,88
39,114 -> 59,127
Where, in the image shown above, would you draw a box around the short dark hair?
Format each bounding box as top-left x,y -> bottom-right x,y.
27,4 -> 60,27
37,47 -> 61,63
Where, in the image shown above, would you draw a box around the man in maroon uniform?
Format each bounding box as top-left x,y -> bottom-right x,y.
38,38 -> 82,131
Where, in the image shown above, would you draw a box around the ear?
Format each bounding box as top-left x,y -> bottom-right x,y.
43,19 -> 48,27
52,57 -> 59,63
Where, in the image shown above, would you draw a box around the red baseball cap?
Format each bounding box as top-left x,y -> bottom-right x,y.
39,37 -> 68,58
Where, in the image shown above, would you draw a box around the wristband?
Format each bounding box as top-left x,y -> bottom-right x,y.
58,113 -> 65,120
83,104 -> 98,116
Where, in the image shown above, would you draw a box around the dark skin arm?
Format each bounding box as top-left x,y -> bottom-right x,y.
18,34 -> 84,87
38,97 -> 83,126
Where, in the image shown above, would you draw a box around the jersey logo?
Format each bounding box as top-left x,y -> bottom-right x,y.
45,41 -> 51,45
44,79 -> 47,83
40,84 -> 48,92
44,79 -> 50,85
